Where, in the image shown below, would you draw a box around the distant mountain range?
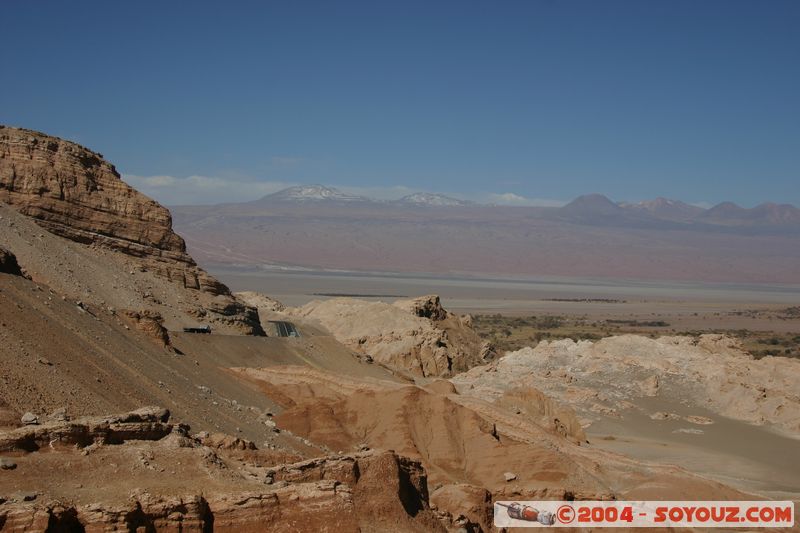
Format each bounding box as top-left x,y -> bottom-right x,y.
254,185 -> 800,228
265,184 -> 368,202
397,192 -> 474,207
557,194 -> 800,228
171,185 -> 800,284
258,185 -> 473,207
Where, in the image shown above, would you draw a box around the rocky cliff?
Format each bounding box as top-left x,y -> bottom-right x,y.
291,295 -> 495,377
0,409 -> 451,532
0,126 -> 212,290
0,126 -> 262,334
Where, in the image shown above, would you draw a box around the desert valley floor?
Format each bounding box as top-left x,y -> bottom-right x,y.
208,266 -> 800,501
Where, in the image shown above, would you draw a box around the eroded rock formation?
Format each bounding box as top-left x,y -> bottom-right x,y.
291,295 -> 494,377
0,407 -> 449,532
0,127 -> 206,288
0,406 -> 172,452
0,126 -> 263,334
234,365 -> 750,510
235,291 -> 286,313
453,334 -> 800,437
120,310 -> 173,349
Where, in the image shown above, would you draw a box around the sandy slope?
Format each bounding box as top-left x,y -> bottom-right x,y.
0,270 -> 385,451
235,366 -> 751,507
452,333 -> 800,500
0,204 -> 255,334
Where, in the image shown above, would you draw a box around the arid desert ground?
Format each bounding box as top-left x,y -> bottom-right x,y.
1,126 -> 798,531
208,266 -> 800,500
5,2 -> 800,530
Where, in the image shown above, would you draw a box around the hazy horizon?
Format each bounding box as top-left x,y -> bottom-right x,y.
136,181 -> 785,209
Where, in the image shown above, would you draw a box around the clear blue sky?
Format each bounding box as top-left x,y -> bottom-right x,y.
2,1 -> 799,206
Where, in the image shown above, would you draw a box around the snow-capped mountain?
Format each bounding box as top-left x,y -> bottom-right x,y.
260,186 -> 472,207
255,186 -> 800,227
260,185 -> 369,202
620,197 -> 705,222
396,193 -> 472,207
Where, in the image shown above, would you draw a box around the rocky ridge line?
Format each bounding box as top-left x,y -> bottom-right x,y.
0,407 -> 466,532
0,126 -> 262,334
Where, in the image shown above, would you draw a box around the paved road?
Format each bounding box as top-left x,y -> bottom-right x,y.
269,320 -> 300,337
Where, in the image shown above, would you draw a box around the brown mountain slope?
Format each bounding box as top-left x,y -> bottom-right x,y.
0,269 -> 281,442
1,202 -> 262,334
6,259 -> 749,530
0,125 -> 262,334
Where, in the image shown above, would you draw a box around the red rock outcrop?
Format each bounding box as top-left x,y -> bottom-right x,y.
0,406 -> 447,532
0,126 -> 263,334
0,452 -> 445,533
0,126 -> 218,291
0,406 -> 172,452
120,310 -> 173,349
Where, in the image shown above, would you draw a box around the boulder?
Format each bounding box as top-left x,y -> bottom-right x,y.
1,407 -> 173,452
120,310 -> 172,349
394,294 -> 448,321
20,412 -> 38,425
430,483 -> 492,532
196,432 -> 257,451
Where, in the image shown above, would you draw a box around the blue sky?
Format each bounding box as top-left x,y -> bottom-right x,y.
2,1 -> 799,206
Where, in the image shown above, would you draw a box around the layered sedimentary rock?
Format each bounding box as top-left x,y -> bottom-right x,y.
0,408 -> 448,532
0,454 -> 443,533
0,126 -> 218,291
235,365 -> 750,509
291,295 -> 494,377
0,406 -> 172,453
120,310 -> 173,349
0,126 -> 262,334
